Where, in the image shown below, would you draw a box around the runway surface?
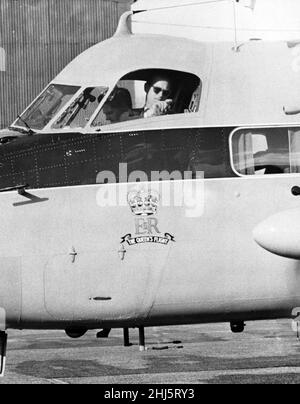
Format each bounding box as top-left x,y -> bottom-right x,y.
1,320 -> 300,384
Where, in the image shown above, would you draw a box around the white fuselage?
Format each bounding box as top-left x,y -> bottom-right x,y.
1,174 -> 300,330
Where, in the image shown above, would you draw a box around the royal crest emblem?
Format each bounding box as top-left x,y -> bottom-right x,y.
127,189 -> 159,216
119,189 -> 175,252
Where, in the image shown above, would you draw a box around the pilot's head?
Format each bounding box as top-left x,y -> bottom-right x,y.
103,87 -> 132,123
144,75 -> 172,109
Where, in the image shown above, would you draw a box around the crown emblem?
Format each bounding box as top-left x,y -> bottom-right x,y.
127,190 -> 160,216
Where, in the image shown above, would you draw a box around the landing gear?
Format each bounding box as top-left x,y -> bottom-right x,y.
123,328 -> 131,347
139,327 -> 146,351
65,327 -> 88,339
291,307 -> 300,340
230,321 -> 245,333
0,331 -> 7,377
96,328 -> 111,338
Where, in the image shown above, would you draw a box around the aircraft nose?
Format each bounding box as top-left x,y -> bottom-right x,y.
253,208 -> 300,259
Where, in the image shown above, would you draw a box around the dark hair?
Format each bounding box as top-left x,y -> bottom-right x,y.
147,75 -> 173,89
145,75 -> 173,97
107,87 -> 132,110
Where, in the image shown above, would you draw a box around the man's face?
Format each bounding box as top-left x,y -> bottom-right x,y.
145,78 -> 171,109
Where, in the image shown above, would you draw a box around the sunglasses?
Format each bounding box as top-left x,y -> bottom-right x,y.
152,86 -> 171,98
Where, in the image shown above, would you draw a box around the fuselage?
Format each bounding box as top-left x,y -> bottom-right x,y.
0,123 -> 300,330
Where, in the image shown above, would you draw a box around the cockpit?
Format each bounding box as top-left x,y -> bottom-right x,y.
12,69 -> 201,132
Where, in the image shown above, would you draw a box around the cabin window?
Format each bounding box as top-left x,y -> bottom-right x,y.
52,87 -> 108,129
13,84 -> 80,131
231,127 -> 300,175
91,69 -> 201,127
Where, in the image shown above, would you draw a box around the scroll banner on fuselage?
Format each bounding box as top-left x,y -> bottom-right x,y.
121,233 -> 175,246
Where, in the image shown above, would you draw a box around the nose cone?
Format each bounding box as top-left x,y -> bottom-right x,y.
253,208 -> 300,259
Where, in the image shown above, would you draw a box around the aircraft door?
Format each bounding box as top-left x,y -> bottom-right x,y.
59,184 -> 173,324
44,254 -> 77,321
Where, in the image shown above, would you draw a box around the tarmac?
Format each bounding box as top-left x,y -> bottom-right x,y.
1,319 -> 300,384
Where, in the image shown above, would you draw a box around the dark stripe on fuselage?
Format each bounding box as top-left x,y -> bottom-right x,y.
0,127 -> 237,190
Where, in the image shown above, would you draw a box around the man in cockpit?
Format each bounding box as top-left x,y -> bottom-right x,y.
103,87 -> 133,124
143,75 -> 173,118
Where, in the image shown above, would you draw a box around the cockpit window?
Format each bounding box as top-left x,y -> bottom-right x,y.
91,84 -> 141,127
52,87 -> 108,129
14,84 -> 80,130
231,127 -> 300,175
91,69 -> 201,127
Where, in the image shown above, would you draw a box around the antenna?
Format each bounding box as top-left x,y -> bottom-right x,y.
114,11 -> 133,36
232,0 -> 239,52
114,10 -> 146,37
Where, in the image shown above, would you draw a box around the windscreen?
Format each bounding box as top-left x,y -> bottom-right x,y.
14,84 -> 80,130
52,87 -> 108,129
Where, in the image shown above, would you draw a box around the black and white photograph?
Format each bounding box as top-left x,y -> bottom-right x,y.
1,0 -> 300,387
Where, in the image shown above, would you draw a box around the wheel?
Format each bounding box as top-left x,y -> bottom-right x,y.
230,321 -> 245,333
65,327 -> 88,339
